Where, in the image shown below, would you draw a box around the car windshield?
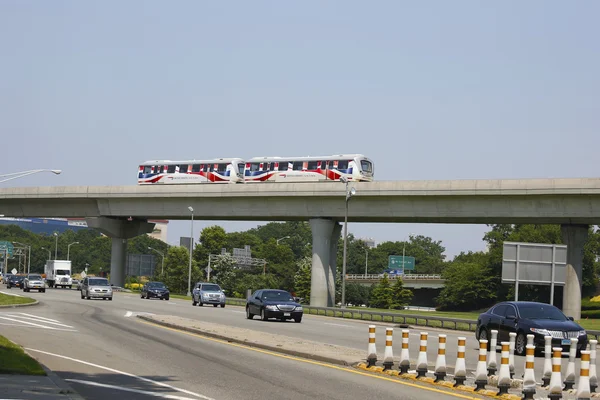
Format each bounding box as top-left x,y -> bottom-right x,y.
56,269 -> 70,275
89,279 -> 109,286
148,282 -> 166,288
28,275 -> 42,280
262,291 -> 294,302
201,284 -> 221,292
518,304 -> 568,321
14,276 -> 24,281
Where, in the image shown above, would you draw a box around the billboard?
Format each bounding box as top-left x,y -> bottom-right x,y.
502,241 -> 567,302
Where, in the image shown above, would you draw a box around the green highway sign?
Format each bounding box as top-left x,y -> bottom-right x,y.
0,241 -> 14,258
388,255 -> 415,271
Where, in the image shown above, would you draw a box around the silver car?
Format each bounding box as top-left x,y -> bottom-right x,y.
192,282 -> 226,307
80,277 -> 113,300
23,274 -> 46,293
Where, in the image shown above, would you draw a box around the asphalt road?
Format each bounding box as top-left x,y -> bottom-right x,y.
0,288 -> 489,400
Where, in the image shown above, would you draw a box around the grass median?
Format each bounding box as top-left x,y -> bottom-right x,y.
0,292 -> 36,306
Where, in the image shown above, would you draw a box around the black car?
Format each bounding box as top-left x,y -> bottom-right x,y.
141,281 -> 170,300
6,275 -> 25,289
476,301 -> 587,356
246,289 -> 303,323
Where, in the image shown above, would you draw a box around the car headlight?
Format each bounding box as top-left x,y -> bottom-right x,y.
295,306 -> 303,312
579,330 -> 587,337
265,305 -> 278,311
530,328 -> 551,336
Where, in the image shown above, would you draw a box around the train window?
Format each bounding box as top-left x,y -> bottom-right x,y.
337,160 -> 349,170
143,166 -> 152,174
237,163 -> 245,174
307,161 -> 319,170
292,161 -> 303,171
278,162 -> 289,171
179,164 -> 188,173
192,164 -> 201,173
217,163 -> 228,172
360,160 -> 373,173
167,165 -> 176,173
250,163 -> 260,172
155,166 -> 164,173
269,163 -> 276,171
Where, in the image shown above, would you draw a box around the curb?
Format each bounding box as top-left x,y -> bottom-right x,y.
137,315 -> 355,366
0,299 -> 39,308
39,363 -> 86,400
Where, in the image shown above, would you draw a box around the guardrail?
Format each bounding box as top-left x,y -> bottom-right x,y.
346,274 -> 443,280
225,298 -> 600,340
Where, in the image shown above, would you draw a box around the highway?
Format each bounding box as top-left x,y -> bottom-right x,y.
0,288 -> 490,400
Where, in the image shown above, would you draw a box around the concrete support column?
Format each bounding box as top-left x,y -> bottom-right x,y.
111,238 -> 127,288
309,218 -> 335,307
561,224 -> 589,320
327,223 -> 342,307
85,217 -> 155,288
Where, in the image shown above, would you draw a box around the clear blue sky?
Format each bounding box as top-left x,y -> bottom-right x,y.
1,1 -> 599,258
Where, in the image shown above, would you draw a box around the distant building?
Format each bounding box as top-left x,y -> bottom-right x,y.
361,237 -> 376,248
0,217 -> 169,243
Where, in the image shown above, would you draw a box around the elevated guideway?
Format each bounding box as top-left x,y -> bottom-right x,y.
1,177 -> 598,316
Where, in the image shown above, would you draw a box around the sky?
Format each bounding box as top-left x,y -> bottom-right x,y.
1,1 -> 599,259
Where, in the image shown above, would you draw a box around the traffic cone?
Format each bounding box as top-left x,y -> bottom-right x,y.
367,325 -> 377,367
382,327 -> 394,371
522,344 -> 536,399
548,347 -> 563,400
590,339 -> 598,393
576,350 -> 591,400
497,341 -> 511,395
508,332 -> 516,379
399,329 -> 410,374
487,329 -> 498,376
543,335 -> 553,386
453,337 -> 467,387
564,338 -> 578,390
416,332 -> 428,378
434,334 -> 447,382
474,339 -> 488,391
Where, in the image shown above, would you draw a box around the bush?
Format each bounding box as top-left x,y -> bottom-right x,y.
582,298 -> 600,311
125,283 -> 143,290
581,309 -> 600,319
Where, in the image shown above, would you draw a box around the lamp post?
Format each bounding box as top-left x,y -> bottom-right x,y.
67,242 -> 79,261
13,241 -> 31,275
276,236 -> 291,245
364,248 -> 368,277
41,247 -> 51,261
187,206 -> 194,297
53,232 -> 59,260
148,247 -> 165,276
0,169 -> 61,184
339,176 -> 356,309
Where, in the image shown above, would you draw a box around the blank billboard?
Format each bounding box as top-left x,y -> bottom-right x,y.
502,242 -> 567,286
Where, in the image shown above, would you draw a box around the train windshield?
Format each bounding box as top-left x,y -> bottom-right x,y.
360,160 -> 373,173
237,163 -> 245,174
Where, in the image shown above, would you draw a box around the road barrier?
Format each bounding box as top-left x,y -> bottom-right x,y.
358,326 -> 600,399
226,298 -> 600,340
591,339 -> 598,392
487,329 -> 497,376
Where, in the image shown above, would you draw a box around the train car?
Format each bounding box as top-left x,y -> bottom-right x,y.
243,154 -> 373,183
138,158 -> 245,184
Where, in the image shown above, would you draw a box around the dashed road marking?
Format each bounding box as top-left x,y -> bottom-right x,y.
0,313 -> 76,331
66,379 -> 199,399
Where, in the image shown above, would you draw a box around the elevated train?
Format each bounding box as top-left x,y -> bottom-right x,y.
138,154 -> 373,184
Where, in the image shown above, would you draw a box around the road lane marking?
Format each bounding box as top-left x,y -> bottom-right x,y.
15,313 -> 62,323
4,314 -> 74,328
324,323 -> 352,328
0,316 -> 76,331
231,311 -> 245,314
25,348 -> 214,400
124,311 -> 155,318
0,290 -> 22,297
138,320 -> 480,400
66,379 -> 199,399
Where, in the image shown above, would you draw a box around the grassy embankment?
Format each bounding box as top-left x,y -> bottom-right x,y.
0,293 -> 45,375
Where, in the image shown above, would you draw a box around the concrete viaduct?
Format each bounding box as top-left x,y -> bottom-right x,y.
1,178 -> 600,319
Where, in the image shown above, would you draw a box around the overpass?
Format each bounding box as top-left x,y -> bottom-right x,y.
1,177 -> 599,317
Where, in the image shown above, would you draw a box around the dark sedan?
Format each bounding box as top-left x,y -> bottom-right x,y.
246,289 -> 303,323
140,281 -> 170,300
6,275 -> 25,289
476,301 -> 587,356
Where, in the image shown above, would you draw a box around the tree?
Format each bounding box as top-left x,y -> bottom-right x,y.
293,256 -> 312,301
210,254 -> 238,294
193,226 -> 228,267
345,283 -> 371,306
391,277 -> 413,309
437,258 -> 497,311
370,274 -> 394,309
162,246 -> 201,294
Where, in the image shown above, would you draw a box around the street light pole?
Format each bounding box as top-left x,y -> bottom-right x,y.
13,241 -> 31,275
340,176 -> 356,309
67,242 -> 79,261
53,232 -> 58,260
0,169 -> 62,184
148,247 -> 165,276
187,206 -> 194,297
41,247 -> 51,261
276,236 -> 291,245
365,248 -> 368,277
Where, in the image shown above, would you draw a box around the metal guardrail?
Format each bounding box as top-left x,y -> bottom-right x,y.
346,274 -> 443,280
225,298 -> 600,340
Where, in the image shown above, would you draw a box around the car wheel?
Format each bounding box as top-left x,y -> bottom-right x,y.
515,332 -> 527,356
246,307 -> 254,319
221,304 -> 225,308
294,316 -> 302,323
140,293 -> 144,298
81,292 -> 84,299
261,308 -> 268,321
108,297 -> 113,301
192,298 -> 197,306
213,304 -> 218,307
198,301 -> 203,307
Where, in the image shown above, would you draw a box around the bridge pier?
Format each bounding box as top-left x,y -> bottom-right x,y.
310,218 -> 341,307
85,217 -> 155,287
561,224 -> 589,320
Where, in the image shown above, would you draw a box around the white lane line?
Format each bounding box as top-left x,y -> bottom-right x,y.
124,311 -> 133,317
0,290 -> 23,297
66,379 -> 199,399
231,311 -> 245,314
4,315 -> 74,328
14,312 -> 62,323
26,348 -> 214,400
324,322 -> 352,328
0,316 -> 76,331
